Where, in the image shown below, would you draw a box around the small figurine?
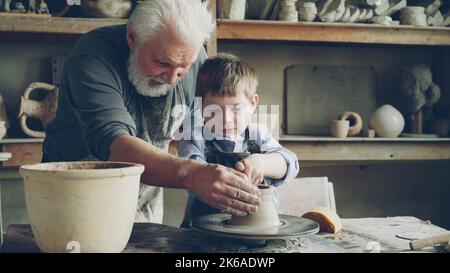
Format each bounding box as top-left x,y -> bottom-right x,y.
11,0 -> 26,13
37,0 -> 49,14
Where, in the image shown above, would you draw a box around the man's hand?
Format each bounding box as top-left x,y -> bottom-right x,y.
234,154 -> 265,185
184,163 -> 261,216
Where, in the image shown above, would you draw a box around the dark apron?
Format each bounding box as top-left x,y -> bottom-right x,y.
183,129 -> 267,228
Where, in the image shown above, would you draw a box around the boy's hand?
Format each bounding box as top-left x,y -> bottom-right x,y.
235,154 -> 265,185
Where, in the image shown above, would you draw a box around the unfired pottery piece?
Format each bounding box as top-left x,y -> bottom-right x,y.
192,184 -> 319,240
230,185 -> 280,228
18,82 -> 58,138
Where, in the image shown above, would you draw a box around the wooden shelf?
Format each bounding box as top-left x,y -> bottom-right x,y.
0,15 -> 126,35
0,16 -> 448,46
0,139 -> 42,168
279,135 -> 450,163
217,19 -> 450,46
279,135 -> 450,142
0,138 -> 44,144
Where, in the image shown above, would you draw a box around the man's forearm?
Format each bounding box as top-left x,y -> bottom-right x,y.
108,135 -> 202,189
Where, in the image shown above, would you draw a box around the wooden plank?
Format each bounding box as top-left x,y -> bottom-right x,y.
1,143 -> 42,167
218,20 -> 450,46
280,140 -> 450,161
0,15 -> 126,35
0,13 -> 51,18
0,138 -> 44,144
280,135 -> 450,142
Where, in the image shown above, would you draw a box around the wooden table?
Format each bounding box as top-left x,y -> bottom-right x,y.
1,217 -> 448,253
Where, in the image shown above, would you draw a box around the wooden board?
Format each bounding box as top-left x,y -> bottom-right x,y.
217,20 -> 450,46
285,65 -> 377,135
1,143 -> 42,167
280,140 -> 450,161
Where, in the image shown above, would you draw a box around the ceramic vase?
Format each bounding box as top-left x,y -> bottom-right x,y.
369,105 -> 405,138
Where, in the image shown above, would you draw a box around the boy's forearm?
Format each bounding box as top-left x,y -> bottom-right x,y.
258,152 -> 287,179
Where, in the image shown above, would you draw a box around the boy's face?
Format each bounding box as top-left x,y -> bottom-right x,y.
203,92 -> 259,139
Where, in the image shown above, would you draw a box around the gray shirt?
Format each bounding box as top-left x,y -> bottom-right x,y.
43,24 -> 207,223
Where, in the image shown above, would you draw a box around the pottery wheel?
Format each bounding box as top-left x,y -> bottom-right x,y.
192,213 -> 320,240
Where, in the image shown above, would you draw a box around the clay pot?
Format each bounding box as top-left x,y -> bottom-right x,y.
369,105 -> 405,138
80,0 -> 133,18
18,82 -> 58,138
330,119 -> 349,138
218,0 -> 246,20
20,161 -> 145,253
230,185 -> 280,228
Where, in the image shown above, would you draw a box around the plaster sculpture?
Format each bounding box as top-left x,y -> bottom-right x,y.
400,65 -> 441,134
278,0 -> 298,22
298,2 -> 317,22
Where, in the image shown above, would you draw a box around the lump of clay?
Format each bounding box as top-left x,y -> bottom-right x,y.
302,207 -> 342,234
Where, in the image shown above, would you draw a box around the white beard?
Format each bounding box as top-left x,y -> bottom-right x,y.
127,51 -> 174,97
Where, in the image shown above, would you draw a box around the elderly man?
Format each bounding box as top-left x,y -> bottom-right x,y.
42,0 -> 261,223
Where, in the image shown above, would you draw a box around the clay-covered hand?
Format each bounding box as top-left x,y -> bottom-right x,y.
235,154 -> 265,185
187,163 -> 261,216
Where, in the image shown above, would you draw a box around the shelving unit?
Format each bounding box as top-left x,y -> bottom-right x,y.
0,5 -> 449,165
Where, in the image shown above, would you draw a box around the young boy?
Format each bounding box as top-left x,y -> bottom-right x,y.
178,53 -> 299,228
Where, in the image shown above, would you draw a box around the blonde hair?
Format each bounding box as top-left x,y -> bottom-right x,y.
197,53 -> 258,99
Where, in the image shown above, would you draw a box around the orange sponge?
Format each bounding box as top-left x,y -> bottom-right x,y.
302,207 -> 342,234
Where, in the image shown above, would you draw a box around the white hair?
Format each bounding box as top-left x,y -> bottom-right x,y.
128,0 -> 215,45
